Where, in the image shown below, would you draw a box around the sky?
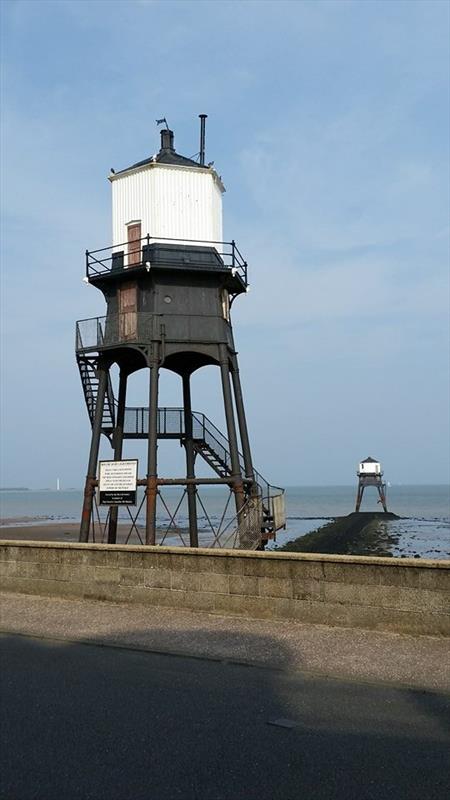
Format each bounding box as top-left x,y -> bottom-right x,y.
1,0 -> 449,490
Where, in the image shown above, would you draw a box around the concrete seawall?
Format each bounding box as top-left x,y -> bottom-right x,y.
1,541 -> 448,636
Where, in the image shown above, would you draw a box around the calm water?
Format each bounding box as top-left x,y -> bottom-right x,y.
1,484 -> 449,559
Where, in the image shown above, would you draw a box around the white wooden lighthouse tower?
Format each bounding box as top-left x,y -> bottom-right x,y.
355,457 -> 388,512
76,118 -> 285,548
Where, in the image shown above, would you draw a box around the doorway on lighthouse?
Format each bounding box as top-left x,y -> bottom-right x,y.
127,222 -> 141,267
118,281 -> 137,341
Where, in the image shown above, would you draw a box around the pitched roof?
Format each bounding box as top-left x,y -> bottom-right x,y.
114,129 -> 202,175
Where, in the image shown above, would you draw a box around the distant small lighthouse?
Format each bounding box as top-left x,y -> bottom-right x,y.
355,457 -> 388,512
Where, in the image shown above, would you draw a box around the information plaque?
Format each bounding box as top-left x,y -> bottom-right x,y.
98,459 -> 138,506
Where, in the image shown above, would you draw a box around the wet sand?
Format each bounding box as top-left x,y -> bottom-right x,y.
0,520 -> 199,547
0,523 -> 146,545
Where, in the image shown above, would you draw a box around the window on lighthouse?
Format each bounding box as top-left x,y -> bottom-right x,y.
221,290 -> 230,321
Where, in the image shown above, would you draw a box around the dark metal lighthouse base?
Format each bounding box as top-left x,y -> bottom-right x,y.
355,476 -> 388,513
76,236 -> 285,550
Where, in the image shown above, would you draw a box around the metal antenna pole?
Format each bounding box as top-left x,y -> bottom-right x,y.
199,114 -> 207,166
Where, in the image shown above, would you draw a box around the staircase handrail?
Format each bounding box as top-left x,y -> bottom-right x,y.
192,411 -> 283,505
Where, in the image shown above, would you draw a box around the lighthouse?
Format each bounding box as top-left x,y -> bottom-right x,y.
355,457 -> 388,512
76,117 -> 285,548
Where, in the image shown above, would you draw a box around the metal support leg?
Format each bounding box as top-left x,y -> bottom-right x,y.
378,483 -> 388,513
219,345 -> 245,515
183,374 -> 198,547
230,355 -> 255,489
107,369 -> 127,543
79,363 -> 109,542
146,360 -> 159,545
355,482 -> 364,512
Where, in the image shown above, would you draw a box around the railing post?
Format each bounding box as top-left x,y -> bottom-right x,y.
231,240 -> 236,269
85,249 -> 89,278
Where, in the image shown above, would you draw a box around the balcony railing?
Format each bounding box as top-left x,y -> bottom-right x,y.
75,313 -> 231,352
85,235 -> 248,286
76,314 -> 154,351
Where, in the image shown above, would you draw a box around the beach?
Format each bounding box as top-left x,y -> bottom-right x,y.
0,522 -> 145,544
1,485 -> 449,557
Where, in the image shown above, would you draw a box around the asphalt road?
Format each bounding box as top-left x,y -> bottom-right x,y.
1,634 -> 449,800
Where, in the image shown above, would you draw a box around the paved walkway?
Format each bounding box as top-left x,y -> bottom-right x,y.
1,591 -> 449,690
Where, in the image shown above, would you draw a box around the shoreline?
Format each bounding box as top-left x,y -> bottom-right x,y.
1,512 -> 448,560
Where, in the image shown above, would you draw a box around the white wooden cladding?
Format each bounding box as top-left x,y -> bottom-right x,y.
111,164 -> 223,249
358,462 -> 381,474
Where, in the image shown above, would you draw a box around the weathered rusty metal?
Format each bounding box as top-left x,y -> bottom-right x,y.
145,476 -> 158,546
107,369 -> 128,543
183,373 -> 198,548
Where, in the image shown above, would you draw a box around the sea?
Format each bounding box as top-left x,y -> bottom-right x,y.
1,484 -> 449,559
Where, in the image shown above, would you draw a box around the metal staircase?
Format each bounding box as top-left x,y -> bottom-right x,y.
77,356 -> 116,433
77,355 -> 285,538
193,441 -> 230,477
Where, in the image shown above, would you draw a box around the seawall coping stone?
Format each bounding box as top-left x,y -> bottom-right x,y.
1,540 -> 448,570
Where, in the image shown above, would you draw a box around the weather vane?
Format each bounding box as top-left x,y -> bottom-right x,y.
156,117 -> 169,130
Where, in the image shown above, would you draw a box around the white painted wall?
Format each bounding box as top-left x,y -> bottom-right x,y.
110,163 -> 223,250
358,462 -> 381,474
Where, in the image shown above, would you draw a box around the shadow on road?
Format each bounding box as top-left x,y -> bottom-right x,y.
1,628 -> 449,800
